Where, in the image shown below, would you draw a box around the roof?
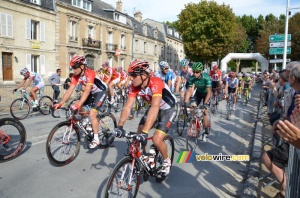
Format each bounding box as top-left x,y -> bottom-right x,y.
20,0 -> 55,10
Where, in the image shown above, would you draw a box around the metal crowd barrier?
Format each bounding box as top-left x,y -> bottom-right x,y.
286,146 -> 300,198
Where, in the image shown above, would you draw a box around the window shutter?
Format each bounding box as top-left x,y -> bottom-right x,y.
1,13 -> 7,36
26,54 -> 32,72
40,55 -> 45,75
40,21 -> 45,42
7,14 -> 13,37
26,19 -> 31,40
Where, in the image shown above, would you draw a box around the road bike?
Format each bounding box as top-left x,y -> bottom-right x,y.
10,89 -> 53,120
102,131 -> 174,198
185,105 -> 211,151
210,87 -> 222,114
226,93 -> 234,120
46,107 -> 117,166
243,84 -> 251,105
0,118 -> 26,162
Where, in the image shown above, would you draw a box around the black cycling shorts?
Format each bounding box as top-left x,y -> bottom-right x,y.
228,87 -> 236,94
83,91 -> 107,111
194,91 -> 208,106
139,106 -> 175,134
212,81 -> 220,89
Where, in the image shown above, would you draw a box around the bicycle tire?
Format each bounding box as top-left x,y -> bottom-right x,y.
97,112 -> 117,146
186,120 -> 198,151
0,118 -> 26,162
176,108 -> 187,136
155,134 -> 175,183
10,98 -> 30,120
103,156 -> 140,198
46,121 -> 81,166
39,96 -> 53,115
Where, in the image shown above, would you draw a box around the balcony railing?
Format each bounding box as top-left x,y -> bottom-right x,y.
82,38 -> 101,49
106,43 -> 118,51
69,35 -> 78,42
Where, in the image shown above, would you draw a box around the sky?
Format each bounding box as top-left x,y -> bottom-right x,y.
103,0 -> 300,22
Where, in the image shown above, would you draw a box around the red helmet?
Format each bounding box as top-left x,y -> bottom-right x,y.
128,60 -> 150,75
212,65 -> 218,70
229,71 -> 236,78
70,55 -> 86,68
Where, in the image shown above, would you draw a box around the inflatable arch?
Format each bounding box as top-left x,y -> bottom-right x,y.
220,53 -> 268,72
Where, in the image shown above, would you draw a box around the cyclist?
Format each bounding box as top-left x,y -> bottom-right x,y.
224,71 -> 239,110
154,61 -> 175,90
54,55 -> 108,149
209,64 -> 222,102
13,68 -> 45,108
116,66 -> 130,94
237,73 -> 243,99
114,60 -> 176,176
183,62 -> 211,142
175,58 -> 193,103
100,61 -> 120,106
242,73 -> 252,99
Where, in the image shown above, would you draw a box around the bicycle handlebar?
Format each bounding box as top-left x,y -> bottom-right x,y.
51,107 -> 68,118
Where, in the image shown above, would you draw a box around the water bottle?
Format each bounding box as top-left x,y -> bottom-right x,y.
149,144 -> 156,168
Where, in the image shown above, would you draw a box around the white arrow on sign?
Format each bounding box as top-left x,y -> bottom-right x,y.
270,41 -> 291,48
269,59 -> 291,63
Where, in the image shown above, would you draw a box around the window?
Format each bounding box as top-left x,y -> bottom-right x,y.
167,28 -> 172,35
107,32 -> 113,43
88,26 -> 93,38
154,45 -> 157,55
0,13 -> 13,37
121,58 -> 125,69
135,40 -> 139,52
69,21 -> 77,41
115,13 -> 120,21
30,0 -> 40,5
144,42 -> 147,53
154,30 -> 158,39
26,19 -> 45,41
121,35 -> 125,50
72,0 -> 91,11
26,54 -> 45,75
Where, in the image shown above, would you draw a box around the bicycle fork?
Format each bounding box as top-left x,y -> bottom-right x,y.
118,158 -> 137,191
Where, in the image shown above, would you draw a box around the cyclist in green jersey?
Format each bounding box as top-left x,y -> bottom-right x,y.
184,62 -> 211,141
242,73 -> 252,98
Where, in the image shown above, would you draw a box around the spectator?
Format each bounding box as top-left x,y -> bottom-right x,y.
261,61 -> 300,198
48,68 -> 61,102
63,72 -> 73,90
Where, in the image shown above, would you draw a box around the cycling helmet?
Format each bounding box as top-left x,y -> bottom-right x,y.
245,73 -> 250,77
180,59 -> 189,67
237,73 -> 243,77
229,72 -> 236,78
102,61 -> 109,67
20,68 -> 29,75
192,62 -> 204,71
70,55 -> 86,68
212,65 -> 218,70
159,61 -> 169,69
118,66 -> 123,71
128,60 -> 150,75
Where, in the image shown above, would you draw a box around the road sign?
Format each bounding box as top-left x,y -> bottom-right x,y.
269,34 -> 291,42
270,41 -> 291,48
269,47 -> 291,55
269,59 -> 291,63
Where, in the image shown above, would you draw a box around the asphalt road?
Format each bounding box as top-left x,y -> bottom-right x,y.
0,85 -> 261,198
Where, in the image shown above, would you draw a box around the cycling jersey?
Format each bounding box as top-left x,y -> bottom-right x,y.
24,72 -> 44,84
188,73 -> 211,94
120,71 -> 128,81
128,77 -> 176,110
71,68 -> 107,94
154,70 -> 174,84
238,77 -> 243,87
178,68 -> 193,81
222,74 -> 228,82
100,67 -> 120,83
227,77 -> 239,88
209,70 -> 222,82
243,77 -> 252,84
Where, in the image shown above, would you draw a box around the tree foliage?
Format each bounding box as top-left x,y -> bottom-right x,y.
177,1 -> 247,62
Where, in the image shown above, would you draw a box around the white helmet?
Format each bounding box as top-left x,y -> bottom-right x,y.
20,68 -> 29,75
237,73 -> 243,77
245,73 -> 250,77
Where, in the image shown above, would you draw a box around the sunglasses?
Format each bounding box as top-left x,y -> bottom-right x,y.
128,73 -> 139,77
163,68 -> 169,70
193,71 -> 201,74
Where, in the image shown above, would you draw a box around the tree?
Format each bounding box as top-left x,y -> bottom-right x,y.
289,13 -> 300,61
164,21 -> 179,30
177,1 -> 246,63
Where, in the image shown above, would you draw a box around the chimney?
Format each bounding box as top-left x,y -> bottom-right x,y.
116,0 -> 122,12
134,11 -> 142,22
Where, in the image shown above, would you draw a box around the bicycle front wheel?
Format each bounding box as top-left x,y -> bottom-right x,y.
103,156 -> 140,198
155,134 -> 175,183
39,96 -> 53,115
186,121 -> 199,151
176,108 -> 187,136
10,98 -> 30,120
0,118 -> 26,162
46,121 -> 80,166
98,112 -> 117,146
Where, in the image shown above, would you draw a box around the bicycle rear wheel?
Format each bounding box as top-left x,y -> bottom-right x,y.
186,120 -> 200,151
0,118 -> 26,162
176,108 -> 187,136
39,96 -> 53,115
10,98 -> 30,120
46,121 -> 80,166
155,134 -> 174,183
103,156 -> 140,198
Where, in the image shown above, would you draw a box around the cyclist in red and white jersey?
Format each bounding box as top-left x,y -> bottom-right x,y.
209,65 -> 222,100
54,56 -> 108,148
13,68 -> 45,108
100,61 -> 120,106
116,67 -> 130,89
114,60 -> 176,176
